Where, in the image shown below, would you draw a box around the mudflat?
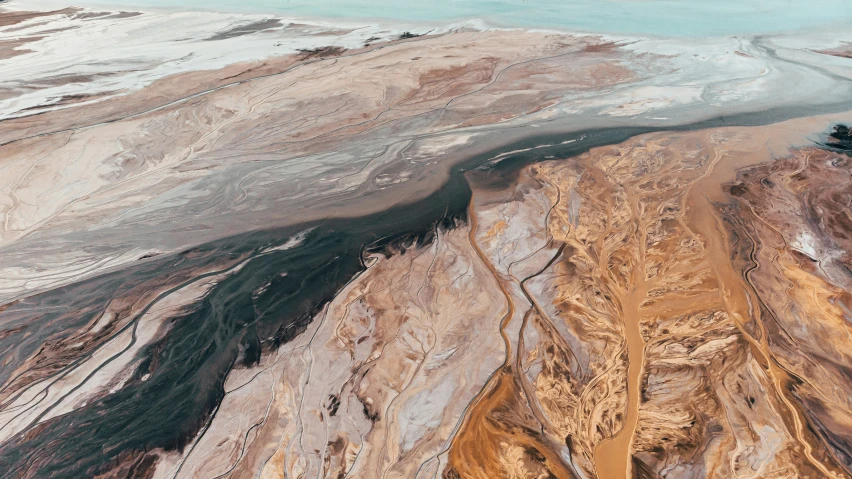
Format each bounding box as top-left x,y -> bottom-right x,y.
1,2 -> 852,478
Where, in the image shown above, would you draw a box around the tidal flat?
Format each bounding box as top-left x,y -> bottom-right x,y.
1,1 -> 852,478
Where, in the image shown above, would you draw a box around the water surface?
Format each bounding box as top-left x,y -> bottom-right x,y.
28,0 -> 852,37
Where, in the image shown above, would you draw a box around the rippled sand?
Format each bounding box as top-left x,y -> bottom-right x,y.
1,2 -> 852,478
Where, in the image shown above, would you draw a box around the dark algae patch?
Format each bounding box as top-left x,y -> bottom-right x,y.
826,124 -> 852,152
205,18 -> 282,41
296,46 -> 346,59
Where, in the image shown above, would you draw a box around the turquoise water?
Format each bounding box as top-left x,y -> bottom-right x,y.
53,0 -> 852,36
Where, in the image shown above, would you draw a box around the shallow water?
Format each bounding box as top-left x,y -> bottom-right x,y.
22,0 -> 852,36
